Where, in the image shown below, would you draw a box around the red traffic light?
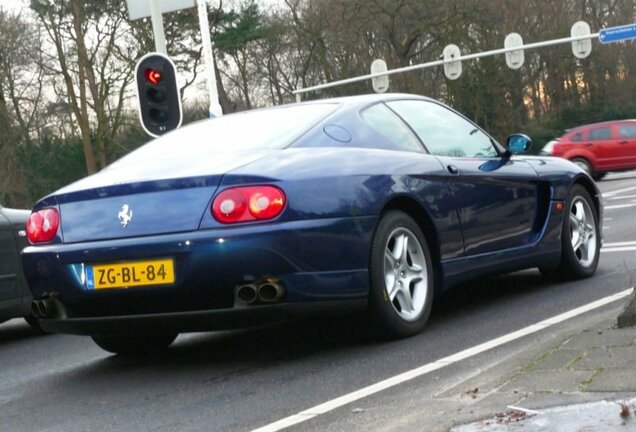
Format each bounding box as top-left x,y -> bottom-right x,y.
144,68 -> 162,85
135,52 -> 182,137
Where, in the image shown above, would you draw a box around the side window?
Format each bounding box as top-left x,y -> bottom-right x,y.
570,132 -> 583,142
386,100 -> 497,157
360,103 -> 423,152
588,127 -> 611,141
619,124 -> 636,138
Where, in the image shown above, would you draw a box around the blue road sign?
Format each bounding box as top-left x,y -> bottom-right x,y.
599,23 -> 636,44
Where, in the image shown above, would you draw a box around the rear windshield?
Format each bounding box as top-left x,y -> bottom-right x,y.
111,103 -> 338,167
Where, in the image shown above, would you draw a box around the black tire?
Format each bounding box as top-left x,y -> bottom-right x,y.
91,333 -> 178,355
368,210 -> 434,339
541,185 -> 600,280
592,172 -> 607,181
571,158 -> 592,176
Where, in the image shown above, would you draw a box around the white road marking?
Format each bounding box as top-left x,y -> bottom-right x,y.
603,185 -> 636,198
607,194 -> 636,200
601,241 -> 636,253
250,288 -> 634,432
605,203 -> 636,210
602,246 -> 636,253
604,241 -> 636,247
603,218 -> 613,221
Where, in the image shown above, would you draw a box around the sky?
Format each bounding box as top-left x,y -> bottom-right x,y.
0,0 -> 285,15
0,0 -> 288,110
0,0 -> 28,12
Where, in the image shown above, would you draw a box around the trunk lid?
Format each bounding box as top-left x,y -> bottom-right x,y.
55,150 -> 275,243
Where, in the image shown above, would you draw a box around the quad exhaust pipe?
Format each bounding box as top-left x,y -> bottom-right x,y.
236,283 -> 259,304
257,281 -> 285,303
236,279 -> 285,305
31,298 -> 60,319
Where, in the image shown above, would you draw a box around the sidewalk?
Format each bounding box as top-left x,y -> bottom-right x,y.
449,301 -> 636,431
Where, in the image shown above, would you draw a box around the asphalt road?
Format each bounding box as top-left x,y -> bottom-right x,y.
2,172 -> 636,432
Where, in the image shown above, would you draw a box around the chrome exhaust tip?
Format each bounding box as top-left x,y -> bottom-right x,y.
236,284 -> 258,304
33,298 -> 59,318
37,300 -> 48,318
31,301 -> 41,318
257,281 -> 285,303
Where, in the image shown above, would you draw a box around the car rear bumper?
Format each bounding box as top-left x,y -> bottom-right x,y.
22,217 -> 375,330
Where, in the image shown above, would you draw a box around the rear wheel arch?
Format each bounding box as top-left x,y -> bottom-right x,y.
563,149 -> 597,165
573,177 -> 601,221
378,197 -> 443,292
541,183 -> 600,279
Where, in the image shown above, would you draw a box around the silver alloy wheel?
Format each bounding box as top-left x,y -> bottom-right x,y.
569,197 -> 597,267
383,227 -> 428,322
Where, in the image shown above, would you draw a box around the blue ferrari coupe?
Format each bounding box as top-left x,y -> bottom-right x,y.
22,94 -> 602,354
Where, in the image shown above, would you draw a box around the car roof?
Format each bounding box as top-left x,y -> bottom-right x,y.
209,93 -> 433,122
295,93 -> 432,108
567,119 -> 636,132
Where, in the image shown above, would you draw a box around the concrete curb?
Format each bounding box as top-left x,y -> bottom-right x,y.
617,291 -> 636,328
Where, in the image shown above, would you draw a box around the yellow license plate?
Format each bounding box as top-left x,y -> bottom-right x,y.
86,258 -> 175,290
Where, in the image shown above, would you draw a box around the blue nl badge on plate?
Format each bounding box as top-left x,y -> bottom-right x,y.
85,266 -> 95,290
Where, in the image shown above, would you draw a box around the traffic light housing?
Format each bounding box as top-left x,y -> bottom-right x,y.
135,52 -> 183,137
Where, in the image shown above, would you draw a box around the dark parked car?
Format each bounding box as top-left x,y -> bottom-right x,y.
22,94 -> 602,355
540,119 -> 636,180
0,204 -> 42,331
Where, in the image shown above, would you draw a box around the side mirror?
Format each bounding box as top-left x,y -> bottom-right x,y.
506,133 -> 532,154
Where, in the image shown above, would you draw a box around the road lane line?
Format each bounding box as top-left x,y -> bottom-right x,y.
603,241 -> 636,247
605,203 -> 636,210
602,247 -> 636,253
603,185 -> 636,198
608,194 -> 636,200
251,288 -> 634,432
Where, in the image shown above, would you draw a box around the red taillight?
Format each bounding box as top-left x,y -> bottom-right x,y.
212,189 -> 247,223
212,186 -> 286,224
26,208 -> 60,244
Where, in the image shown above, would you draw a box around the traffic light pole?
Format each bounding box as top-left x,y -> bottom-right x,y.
149,0 -> 168,55
197,0 -> 223,117
129,0 -> 223,122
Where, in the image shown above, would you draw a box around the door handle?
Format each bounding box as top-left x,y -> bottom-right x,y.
447,165 -> 459,175
584,143 -> 593,147
620,140 -> 629,145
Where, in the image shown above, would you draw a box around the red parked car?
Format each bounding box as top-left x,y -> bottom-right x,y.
540,120 -> 636,180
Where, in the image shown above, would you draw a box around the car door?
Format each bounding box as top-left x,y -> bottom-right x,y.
386,99 -> 540,256
616,122 -> 636,168
586,125 -> 619,170
0,206 -> 21,304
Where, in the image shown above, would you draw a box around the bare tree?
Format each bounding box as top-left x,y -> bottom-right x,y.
0,8 -> 42,206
